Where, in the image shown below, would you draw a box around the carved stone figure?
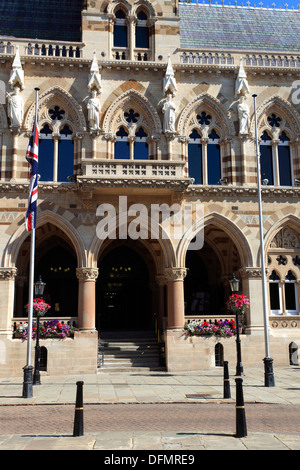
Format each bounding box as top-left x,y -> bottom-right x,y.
238,95 -> 250,134
162,94 -> 176,133
87,89 -> 101,131
6,86 -> 24,127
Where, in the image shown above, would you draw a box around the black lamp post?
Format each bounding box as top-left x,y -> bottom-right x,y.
229,273 -> 244,377
33,275 -> 46,386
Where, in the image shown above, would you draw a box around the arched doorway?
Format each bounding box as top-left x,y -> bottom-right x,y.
35,244 -> 77,316
184,243 -> 225,315
96,244 -> 153,331
14,225 -> 78,318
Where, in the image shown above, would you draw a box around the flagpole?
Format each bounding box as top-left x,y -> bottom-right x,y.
22,87 -> 39,398
252,94 -> 275,387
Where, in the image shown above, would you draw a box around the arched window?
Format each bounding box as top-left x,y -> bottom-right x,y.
188,129 -> 202,184
134,127 -> 148,160
259,114 -> 294,187
285,270 -> 298,314
187,127 -> 221,185
114,8 -> 128,48
38,120 -> 74,182
58,124 -> 74,182
39,124 -> 54,181
207,129 -> 221,185
269,270 -> 282,314
114,125 -> 149,160
115,126 -> 130,159
278,131 -> 292,186
260,130 -> 274,185
135,9 -> 149,49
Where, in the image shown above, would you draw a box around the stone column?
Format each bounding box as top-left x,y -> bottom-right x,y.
76,267 -> 98,331
0,268 -> 17,335
52,135 -> 60,182
156,274 -> 168,329
10,128 -> 19,180
272,140 -> 280,186
202,138 -> 208,185
164,267 -> 187,329
239,267 -> 265,335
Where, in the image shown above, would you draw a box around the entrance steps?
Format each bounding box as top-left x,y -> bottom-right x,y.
98,331 -> 165,372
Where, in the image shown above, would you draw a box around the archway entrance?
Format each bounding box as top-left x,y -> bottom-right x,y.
97,244 -> 153,332
184,243 -> 225,315
14,225 -> 78,318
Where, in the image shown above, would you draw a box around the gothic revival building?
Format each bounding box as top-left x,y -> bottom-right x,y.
1,0 -> 300,376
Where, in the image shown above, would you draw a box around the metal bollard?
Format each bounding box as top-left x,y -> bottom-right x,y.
73,381 -> 84,436
235,377 -> 247,438
223,361 -> 231,399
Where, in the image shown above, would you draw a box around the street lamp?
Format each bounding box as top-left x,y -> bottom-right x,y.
229,273 -> 244,377
32,275 -> 46,386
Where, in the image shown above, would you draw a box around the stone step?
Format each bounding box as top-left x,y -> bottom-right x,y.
98,331 -> 164,372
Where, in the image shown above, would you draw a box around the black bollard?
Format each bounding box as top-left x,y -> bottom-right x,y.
235,377 -> 247,438
73,381 -> 84,436
223,361 -> 231,399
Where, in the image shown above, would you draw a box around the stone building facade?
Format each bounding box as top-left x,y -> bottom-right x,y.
0,0 -> 300,376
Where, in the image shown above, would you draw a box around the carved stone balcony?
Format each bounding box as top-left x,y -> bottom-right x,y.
78,159 -> 189,189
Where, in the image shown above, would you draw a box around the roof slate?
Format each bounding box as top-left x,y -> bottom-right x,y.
179,3 -> 300,52
0,0 -> 83,42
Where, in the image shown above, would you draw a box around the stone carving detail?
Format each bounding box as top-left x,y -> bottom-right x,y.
164,267 -> 187,281
0,267 -> 18,280
76,267 -> 99,281
238,95 -> 250,135
162,94 -> 176,134
270,227 -> 300,249
271,318 -> 300,329
6,86 -> 24,128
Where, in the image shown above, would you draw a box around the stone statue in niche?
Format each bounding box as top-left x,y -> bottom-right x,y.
87,89 -> 101,131
6,85 -> 24,127
162,93 -> 176,133
238,95 -> 250,135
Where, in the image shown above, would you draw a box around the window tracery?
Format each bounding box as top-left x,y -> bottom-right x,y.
256,98 -> 300,187
268,226 -> 300,316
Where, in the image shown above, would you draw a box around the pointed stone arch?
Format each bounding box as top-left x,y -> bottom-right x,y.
250,94 -> 300,140
24,86 -> 87,134
102,88 -> 162,137
176,210 -> 253,269
3,210 -> 86,270
265,215 -> 300,252
89,208 -> 176,270
177,93 -> 235,139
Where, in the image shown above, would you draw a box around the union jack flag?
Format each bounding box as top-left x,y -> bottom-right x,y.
25,107 -> 39,232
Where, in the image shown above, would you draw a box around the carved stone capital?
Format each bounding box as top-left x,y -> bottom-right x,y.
164,267 -> 187,281
238,267 -> 262,279
0,267 -> 18,280
76,267 -> 99,281
156,274 -> 168,286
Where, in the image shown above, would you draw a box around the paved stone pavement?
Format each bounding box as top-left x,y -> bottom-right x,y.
0,365 -> 300,451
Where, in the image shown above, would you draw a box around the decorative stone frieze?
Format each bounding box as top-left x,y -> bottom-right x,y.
270,317 -> 300,329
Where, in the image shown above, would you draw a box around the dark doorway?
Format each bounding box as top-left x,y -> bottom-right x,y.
35,244 -> 78,317
97,245 -> 152,331
184,245 -> 225,315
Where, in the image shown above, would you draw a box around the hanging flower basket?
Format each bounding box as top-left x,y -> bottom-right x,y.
226,294 -> 250,315
25,297 -> 51,317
